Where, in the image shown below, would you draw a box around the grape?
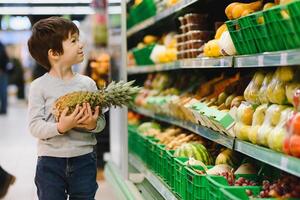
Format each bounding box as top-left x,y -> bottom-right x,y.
245,189 -> 253,196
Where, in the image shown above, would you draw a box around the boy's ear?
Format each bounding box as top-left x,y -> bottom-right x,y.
48,49 -> 60,60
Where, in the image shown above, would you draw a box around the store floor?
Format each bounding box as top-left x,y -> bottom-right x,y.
0,100 -> 117,200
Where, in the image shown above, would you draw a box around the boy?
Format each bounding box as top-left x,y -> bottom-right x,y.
27,17 -> 106,200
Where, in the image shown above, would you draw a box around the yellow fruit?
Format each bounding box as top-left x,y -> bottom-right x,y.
204,40 -> 221,57
137,42 -> 145,49
134,0 -> 142,6
252,104 -> 268,125
258,72 -> 273,104
215,24 -> 228,39
270,105 -> 287,126
234,123 -> 251,141
231,1 -> 262,19
263,3 -> 275,10
277,66 -> 294,81
225,2 -> 241,19
249,125 -> 260,144
253,71 -> 265,86
236,102 -> 255,125
241,9 -> 255,17
280,0 -> 294,5
143,35 -> 158,45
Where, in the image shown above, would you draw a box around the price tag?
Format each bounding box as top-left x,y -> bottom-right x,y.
280,157 -> 288,170
219,59 -> 225,67
237,58 -> 242,67
280,52 -> 288,65
258,55 -> 264,66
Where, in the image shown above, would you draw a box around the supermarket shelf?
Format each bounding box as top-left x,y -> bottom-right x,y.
235,140 -> 300,177
129,153 -> 179,200
234,49 -> 300,68
127,0 -> 198,37
130,107 -> 234,149
127,56 -> 233,74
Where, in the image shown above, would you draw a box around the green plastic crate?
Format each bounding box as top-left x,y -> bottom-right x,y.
263,4 -> 300,50
130,0 -> 156,25
226,20 -> 257,55
244,12 -> 278,52
221,187 -> 263,200
174,157 -> 189,199
148,139 -> 159,171
165,150 -> 175,189
238,16 -> 259,54
132,44 -> 155,66
185,165 -> 213,200
288,0 -> 300,34
207,174 -> 260,200
156,144 -> 166,179
144,136 -> 157,167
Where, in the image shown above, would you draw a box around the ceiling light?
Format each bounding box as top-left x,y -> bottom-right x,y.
0,6 -> 95,15
0,0 -> 93,4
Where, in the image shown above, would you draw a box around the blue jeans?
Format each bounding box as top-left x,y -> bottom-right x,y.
35,152 -> 98,200
0,73 -> 7,113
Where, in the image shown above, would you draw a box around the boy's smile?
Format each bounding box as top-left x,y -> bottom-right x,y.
61,32 -> 84,66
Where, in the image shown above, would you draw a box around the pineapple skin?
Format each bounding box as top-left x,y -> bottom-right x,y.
52,80 -> 140,121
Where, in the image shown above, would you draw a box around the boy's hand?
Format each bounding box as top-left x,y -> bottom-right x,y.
57,105 -> 86,134
75,103 -> 100,131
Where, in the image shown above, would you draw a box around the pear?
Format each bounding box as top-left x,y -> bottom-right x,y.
253,71 -> 265,86
268,107 -> 293,152
225,94 -> 237,108
236,102 -> 255,125
234,123 -> 251,141
258,72 -> 273,104
270,105 -> 287,126
249,125 -> 260,144
217,92 -> 229,105
267,79 -> 287,105
276,66 -> 294,82
252,104 -> 268,125
257,125 -> 273,146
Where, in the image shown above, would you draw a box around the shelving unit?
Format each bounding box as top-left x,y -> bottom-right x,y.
129,153 -> 179,200
130,106 -> 300,178
127,56 -> 233,75
130,106 -> 234,149
128,49 -> 300,75
127,0 -> 198,37
108,0 -> 300,199
234,49 -> 300,68
235,140 -> 300,177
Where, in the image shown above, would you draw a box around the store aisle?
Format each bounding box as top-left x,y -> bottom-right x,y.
0,101 -> 117,200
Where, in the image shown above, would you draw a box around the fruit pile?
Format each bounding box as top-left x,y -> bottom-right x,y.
128,33 -> 177,66
284,89 -> 300,157
247,175 -> 300,198
233,66 -> 300,154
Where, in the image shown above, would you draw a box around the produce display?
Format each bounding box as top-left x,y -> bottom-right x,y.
52,81 -> 140,121
125,0 -> 300,198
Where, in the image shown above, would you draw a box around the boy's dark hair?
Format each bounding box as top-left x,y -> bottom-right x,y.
28,17 -> 79,70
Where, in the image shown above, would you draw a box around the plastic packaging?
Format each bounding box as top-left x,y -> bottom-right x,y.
234,102 -> 256,141
187,30 -> 214,41
268,107 -> 293,152
257,104 -> 287,146
244,71 -> 265,104
248,104 -> 268,144
258,72 -> 273,104
184,13 -> 208,25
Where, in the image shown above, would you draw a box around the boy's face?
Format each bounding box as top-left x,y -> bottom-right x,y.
60,32 -> 84,66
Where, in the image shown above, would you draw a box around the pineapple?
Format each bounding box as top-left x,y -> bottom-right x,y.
52,80 -> 140,121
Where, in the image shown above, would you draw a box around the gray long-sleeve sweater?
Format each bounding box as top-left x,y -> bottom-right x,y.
28,73 -> 106,157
